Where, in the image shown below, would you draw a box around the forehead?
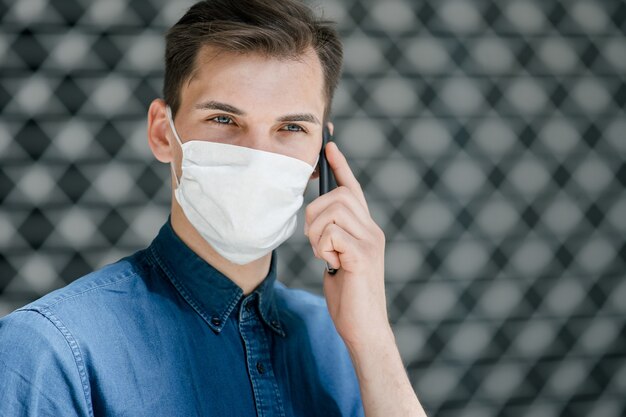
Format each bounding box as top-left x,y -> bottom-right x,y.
181,45 -> 326,112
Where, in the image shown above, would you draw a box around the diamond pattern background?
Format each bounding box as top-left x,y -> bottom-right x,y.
1,0 -> 625,415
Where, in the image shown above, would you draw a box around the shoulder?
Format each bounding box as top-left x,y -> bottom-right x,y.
0,309 -> 76,370
0,250 -> 152,414
273,281 -> 329,323
0,308 -> 68,351
0,309 -> 93,415
0,249 -> 152,365
273,281 -> 341,344
15,250 -> 148,317
0,250 -> 146,366
272,282 -> 364,415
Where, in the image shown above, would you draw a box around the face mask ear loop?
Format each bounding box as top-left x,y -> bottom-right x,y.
312,154 -> 320,171
166,105 -> 184,188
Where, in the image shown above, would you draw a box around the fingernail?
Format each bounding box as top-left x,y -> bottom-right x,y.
312,247 -> 318,257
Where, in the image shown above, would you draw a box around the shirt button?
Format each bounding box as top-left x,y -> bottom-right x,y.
245,303 -> 253,312
211,316 -> 221,327
256,361 -> 265,374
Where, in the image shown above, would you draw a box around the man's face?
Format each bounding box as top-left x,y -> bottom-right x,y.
169,45 -> 326,170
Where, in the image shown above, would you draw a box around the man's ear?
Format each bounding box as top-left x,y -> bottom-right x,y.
147,98 -> 174,163
327,121 -> 334,136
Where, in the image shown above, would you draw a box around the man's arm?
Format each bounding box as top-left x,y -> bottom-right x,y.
0,309 -> 92,416
305,141 -> 427,417
345,325 -> 426,416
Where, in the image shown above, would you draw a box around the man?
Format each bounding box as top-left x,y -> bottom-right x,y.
0,0 -> 427,416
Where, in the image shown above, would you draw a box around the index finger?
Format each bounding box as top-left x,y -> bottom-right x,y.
325,141 -> 369,213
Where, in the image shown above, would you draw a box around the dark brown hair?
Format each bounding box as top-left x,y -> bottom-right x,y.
164,0 -> 343,121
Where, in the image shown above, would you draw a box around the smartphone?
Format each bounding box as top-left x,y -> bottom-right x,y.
319,125 -> 338,275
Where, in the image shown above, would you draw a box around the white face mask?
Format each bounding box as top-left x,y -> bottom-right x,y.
166,106 -> 318,265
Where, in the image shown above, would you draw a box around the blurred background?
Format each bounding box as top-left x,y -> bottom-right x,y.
0,0 -> 625,415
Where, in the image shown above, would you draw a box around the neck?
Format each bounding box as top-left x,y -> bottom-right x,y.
170,200 -> 272,296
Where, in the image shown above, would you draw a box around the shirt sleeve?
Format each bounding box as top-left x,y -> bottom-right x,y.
0,309 -> 93,417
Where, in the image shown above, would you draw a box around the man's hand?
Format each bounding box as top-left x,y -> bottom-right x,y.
304,141 -> 427,417
304,141 -> 389,348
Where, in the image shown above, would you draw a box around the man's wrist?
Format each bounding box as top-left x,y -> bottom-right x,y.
344,322 -> 397,360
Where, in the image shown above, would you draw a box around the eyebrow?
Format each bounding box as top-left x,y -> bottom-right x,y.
277,113 -> 320,125
194,100 -> 244,115
194,100 -> 320,125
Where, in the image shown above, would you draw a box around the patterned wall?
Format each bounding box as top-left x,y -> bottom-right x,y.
1,0 -> 625,415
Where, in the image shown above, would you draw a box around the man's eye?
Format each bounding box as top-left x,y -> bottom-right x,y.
282,124 -> 305,132
210,115 -> 233,124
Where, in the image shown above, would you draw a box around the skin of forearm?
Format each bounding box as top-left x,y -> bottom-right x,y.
345,325 -> 428,417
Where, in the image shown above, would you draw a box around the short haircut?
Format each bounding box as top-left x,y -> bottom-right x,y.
164,0 -> 344,121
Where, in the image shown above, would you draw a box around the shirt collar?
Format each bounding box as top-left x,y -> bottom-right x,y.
148,217 -> 285,337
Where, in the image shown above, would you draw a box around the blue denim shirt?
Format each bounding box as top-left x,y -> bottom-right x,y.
0,219 -> 364,416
